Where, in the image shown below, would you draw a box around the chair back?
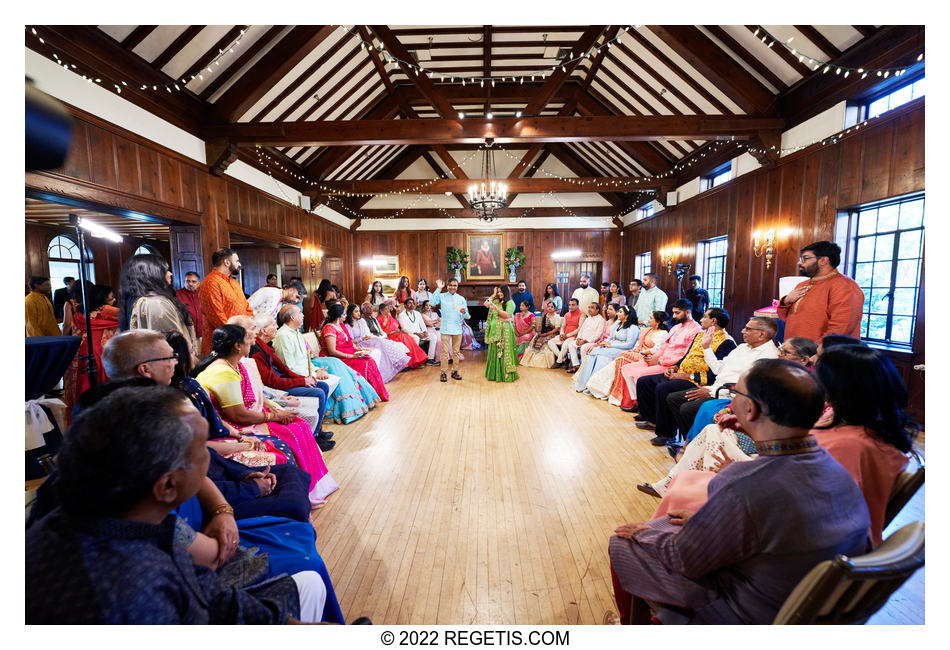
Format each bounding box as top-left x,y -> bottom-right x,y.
773,521 -> 925,624
302,331 -> 321,355
883,463 -> 924,530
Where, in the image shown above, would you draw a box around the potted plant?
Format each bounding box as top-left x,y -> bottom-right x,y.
447,247 -> 469,282
504,247 -> 526,283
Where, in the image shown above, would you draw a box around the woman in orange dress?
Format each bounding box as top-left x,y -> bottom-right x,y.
376,300 -> 427,368
605,311 -> 670,404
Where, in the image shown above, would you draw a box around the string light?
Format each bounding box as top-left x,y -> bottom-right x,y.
751,25 -> 920,78
27,25 -> 249,96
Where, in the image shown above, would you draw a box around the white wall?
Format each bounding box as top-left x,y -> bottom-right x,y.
357,216 -> 616,231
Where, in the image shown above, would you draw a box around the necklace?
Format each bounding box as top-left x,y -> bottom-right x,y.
223,357 -> 241,372
754,434 -> 819,456
406,310 -> 417,323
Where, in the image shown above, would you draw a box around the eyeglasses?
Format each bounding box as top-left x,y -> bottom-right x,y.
138,352 -> 179,365
731,387 -> 761,408
798,255 -> 817,262
741,326 -> 768,332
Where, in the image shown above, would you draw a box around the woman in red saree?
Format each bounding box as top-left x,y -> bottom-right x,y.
377,300 -> 427,368
513,300 -> 536,358
321,302 -> 390,401
62,283 -> 119,419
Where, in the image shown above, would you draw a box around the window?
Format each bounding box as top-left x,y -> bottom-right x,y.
867,76 -> 925,119
695,236 -> 728,308
134,244 -> 161,256
850,195 -> 924,347
634,252 -> 651,281
47,234 -> 94,290
701,163 -> 731,191
637,203 -> 654,220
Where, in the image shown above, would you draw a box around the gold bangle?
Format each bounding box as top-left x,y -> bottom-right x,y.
211,504 -> 234,518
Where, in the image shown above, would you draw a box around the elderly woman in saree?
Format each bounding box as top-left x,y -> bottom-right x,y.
518,300 -> 563,368
195,324 -> 339,507
586,311 -> 669,400
513,300 -> 536,358
345,303 -> 409,382
572,306 -> 639,392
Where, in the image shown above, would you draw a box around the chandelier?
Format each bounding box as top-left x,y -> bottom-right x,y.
468,145 -> 508,222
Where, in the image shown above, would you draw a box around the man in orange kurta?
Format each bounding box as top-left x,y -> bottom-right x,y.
197,248 -> 253,355
776,241 -> 865,342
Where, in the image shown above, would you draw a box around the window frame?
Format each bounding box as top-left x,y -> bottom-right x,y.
700,162 -> 732,192
843,193 -> 924,349
865,75 -> 925,121
695,235 -> 728,309
47,233 -> 94,286
634,252 -> 652,281
637,203 -> 654,221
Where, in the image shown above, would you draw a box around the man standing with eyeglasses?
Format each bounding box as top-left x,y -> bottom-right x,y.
777,241 -> 865,342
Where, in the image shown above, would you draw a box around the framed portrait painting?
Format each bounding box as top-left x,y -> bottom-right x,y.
372,254 -> 399,276
465,233 -> 505,280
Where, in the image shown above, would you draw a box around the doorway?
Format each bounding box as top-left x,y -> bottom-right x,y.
554,261 -> 602,304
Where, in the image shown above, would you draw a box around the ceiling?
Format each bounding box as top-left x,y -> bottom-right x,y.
25,197 -> 171,241
27,25 -> 924,221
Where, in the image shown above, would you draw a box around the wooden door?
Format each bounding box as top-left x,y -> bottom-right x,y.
279,247 -> 302,285
554,261 -> 602,304
168,224 -> 203,290
325,256 -> 344,296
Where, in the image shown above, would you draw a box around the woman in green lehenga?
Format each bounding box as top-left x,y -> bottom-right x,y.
483,284 -> 520,383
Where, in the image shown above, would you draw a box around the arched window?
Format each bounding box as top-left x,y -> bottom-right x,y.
134,244 -> 160,256
47,234 -> 94,289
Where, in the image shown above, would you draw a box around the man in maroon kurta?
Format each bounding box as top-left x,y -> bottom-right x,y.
776,241 -> 865,341
175,271 -> 203,340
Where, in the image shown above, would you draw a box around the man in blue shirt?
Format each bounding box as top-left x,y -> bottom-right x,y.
511,280 -> 535,313
431,278 -> 470,382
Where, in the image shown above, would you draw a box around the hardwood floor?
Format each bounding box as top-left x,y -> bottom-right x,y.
310,351 -> 925,624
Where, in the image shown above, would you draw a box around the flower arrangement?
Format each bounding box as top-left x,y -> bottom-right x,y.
504,247 -> 526,269
447,247 -> 469,270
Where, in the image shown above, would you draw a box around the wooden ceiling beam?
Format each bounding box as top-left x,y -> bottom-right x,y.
213,25 -> 337,122
370,25 -> 459,118
853,26 -> 878,38
356,207 -> 618,219
794,25 -> 842,59
778,25 -> 925,128
483,26 -> 493,116
703,25 -> 787,91
402,39 -> 579,50
394,81 -> 579,104
120,26 -> 157,50
302,99 -> 401,177
180,26 -> 244,84
612,37 -> 709,113
206,114 -> 784,147
347,145 -> 428,209
198,26 -> 286,101
743,25 -> 812,78
649,25 -> 777,115
307,177 -> 662,196
250,32 -> 356,122
523,26 -> 606,115
151,25 -> 205,71
626,29 -> 734,115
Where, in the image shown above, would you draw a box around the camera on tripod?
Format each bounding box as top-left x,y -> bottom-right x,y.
673,263 -> 692,280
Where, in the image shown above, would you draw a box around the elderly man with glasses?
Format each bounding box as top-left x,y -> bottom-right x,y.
776,241 -> 865,342
647,317 -> 780,445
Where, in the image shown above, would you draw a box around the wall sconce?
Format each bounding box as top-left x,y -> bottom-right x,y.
660,249 -> 675,275
753,229 -> 776,269
301,247 -> 322,276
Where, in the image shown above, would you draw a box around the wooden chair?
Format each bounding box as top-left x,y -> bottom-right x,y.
627,521 -> 925,625
302,331 -> 321,356
883,462 -> 925,530
773,521 -> 925,624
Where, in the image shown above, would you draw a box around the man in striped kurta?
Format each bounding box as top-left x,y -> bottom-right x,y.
197,248 -> 253,355
608,360 -> 870,624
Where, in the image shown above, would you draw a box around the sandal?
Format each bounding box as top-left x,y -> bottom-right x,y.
636,483 -> 660,498
440,372 -> 447,382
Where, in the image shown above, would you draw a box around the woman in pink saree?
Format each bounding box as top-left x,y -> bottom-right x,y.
195,324 -> 338,508
321,302 -> 390,401
513,300 -> 536,358
587,311 -> 669,400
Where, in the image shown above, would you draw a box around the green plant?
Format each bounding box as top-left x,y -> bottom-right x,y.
447,247 -> 469,270
505,247 -> 526,268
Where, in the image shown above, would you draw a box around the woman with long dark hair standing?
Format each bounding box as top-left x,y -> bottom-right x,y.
119,254 -> 198,362
393,276 -> 411,305
484,284 -> 519,382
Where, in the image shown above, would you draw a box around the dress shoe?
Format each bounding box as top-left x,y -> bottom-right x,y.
566,365 -> 578,374
440,372 -> 448,382
649,435 -> 669,446
451,370 -> 462,380
318,430 -> 334,440
636,483 -> 660,498
637,422 -> 657,431
633,414 -> 649,421
620,404 -> 638,413
317,438 -> 336,452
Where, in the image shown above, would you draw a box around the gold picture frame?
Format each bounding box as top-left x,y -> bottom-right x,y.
465,233 -> 506,281
372,254 -> 399,276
